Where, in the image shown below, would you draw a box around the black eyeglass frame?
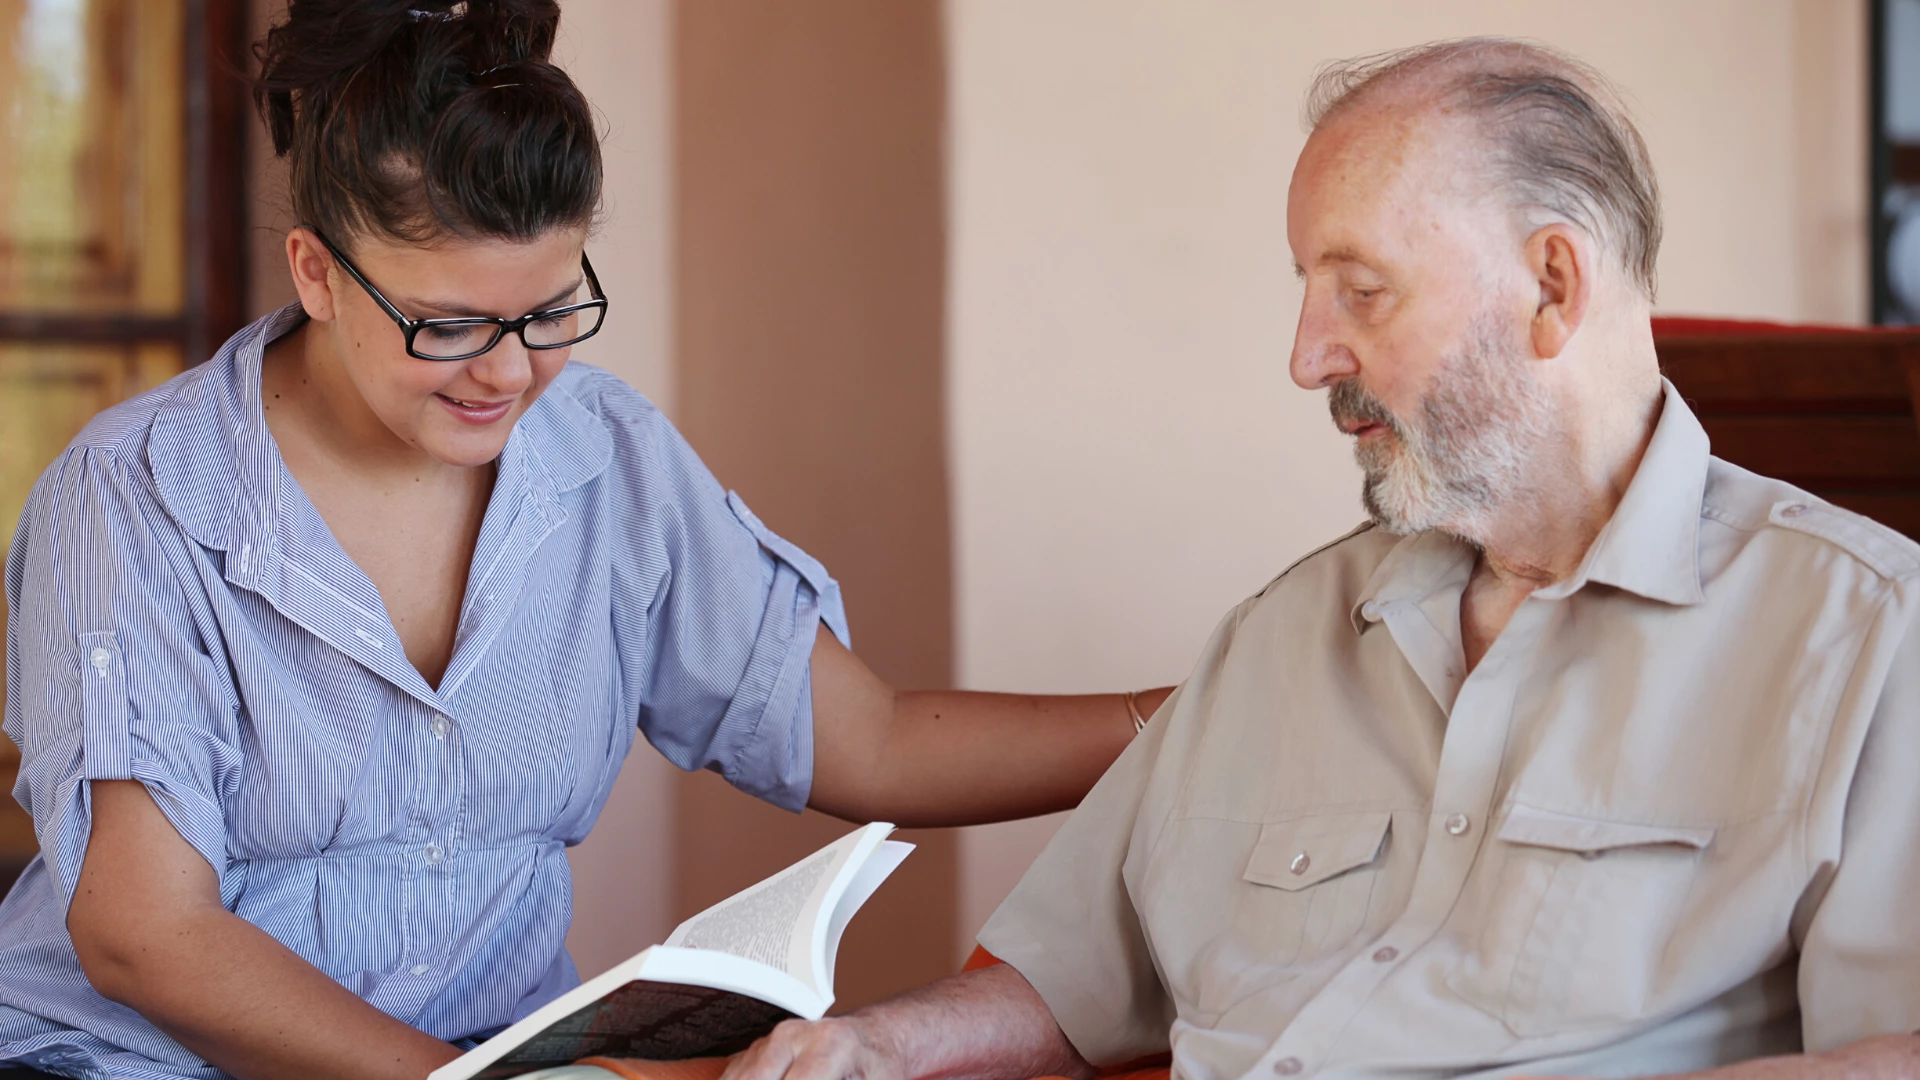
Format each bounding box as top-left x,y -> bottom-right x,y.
304,227 -> 609,361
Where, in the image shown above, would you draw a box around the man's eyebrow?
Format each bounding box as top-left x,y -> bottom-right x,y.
1316,247 -> 1374,268
403,275 -> 584,319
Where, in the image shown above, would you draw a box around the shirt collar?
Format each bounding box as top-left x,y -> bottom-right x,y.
1535,378 -> 1708,607
1349,376 -> 1709,633
150,302 -> 614,555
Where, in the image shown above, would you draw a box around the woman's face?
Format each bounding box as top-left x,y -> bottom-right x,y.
301,226 -> 591,469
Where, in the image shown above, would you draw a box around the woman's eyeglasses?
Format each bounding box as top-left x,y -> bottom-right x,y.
306,227 -> 608,361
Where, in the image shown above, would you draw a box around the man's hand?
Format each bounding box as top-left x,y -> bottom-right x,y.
718,965 -> 1095,1080
721,1017 -> 905,1080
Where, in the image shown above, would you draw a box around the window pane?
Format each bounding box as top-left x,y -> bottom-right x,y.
0,341 -> 182,553
0,0 -> 186,314
0,342 -> 184,770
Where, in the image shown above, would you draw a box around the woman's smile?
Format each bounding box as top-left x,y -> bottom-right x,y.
434,391 -> 516,425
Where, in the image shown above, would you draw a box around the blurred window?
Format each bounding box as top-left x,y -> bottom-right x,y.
0,0 -> 246,891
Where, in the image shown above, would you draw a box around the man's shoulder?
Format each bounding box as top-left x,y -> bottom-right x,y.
1703,455 -> 1920,584
1250,521 -> 1396,600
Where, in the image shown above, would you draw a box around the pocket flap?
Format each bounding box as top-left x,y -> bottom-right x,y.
1245,811 -> 1392,890
1497,803 -> 1714,854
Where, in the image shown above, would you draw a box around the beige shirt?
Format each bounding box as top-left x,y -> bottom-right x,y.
979,382 -> 1920,1080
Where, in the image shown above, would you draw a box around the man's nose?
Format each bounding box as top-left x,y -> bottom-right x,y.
1289,294 -> 1359,390
468,332 -> 535,395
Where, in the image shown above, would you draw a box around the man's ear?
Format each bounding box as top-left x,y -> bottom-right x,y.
1525,223 -> 1592,360
285,228 -> 340,323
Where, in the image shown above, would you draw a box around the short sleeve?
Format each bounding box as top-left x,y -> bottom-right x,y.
1795,599 -> 1920,1049
585,373 -> 847,813
3,447 -> 243,905
976,689 -> 1186,1066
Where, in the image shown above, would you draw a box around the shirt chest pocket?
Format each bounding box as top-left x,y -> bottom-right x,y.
1187,811 -> 1395,1021
1447,803 -> 1714,1037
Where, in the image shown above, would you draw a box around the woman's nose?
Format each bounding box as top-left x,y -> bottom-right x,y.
467,333 -> 535,395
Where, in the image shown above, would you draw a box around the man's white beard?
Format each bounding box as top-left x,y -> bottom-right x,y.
1331,312 -> 1555,545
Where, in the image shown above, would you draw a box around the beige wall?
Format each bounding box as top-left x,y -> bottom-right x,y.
944,0 -> 1872,953
671,0 -> 958,1010
552,0 -> 678,976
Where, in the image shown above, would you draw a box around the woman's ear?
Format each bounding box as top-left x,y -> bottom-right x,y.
285,228 -> 339,323
1526,223 -> 1592,360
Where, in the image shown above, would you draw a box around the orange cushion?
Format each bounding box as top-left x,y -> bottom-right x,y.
963,944 -> 1003,971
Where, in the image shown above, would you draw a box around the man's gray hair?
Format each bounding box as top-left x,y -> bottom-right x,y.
1306,38 -> 1662,300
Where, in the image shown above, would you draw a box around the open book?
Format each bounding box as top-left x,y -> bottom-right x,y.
430,822 -> 914,1080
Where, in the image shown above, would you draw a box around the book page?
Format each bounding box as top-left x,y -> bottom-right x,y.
822,840 -> 913,989
666,845 -> 838,982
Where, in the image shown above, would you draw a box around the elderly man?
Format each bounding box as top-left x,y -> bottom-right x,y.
725,38 -> 1920,1080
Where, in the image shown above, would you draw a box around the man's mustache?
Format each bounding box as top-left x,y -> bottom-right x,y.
1328,378 -> 1402,435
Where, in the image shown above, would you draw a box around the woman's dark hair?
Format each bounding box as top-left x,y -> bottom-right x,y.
255,0 -> 601,248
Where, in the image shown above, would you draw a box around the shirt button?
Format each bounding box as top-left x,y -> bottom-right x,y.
1782,503 -> 1808,518
1372,946 -> 1399,963
1273,1057 -> 1304,1076
423,844 -> 445,866
88,647 -> 112,675
411,964 -> 430,976
1289,852 -> 1311,875
430,714 -> 451,739
1445,813 -> 1472,837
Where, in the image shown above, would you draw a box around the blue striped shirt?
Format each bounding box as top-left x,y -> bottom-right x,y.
0,305 -> 847,1078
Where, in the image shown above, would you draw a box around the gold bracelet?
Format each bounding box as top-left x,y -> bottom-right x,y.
1122,690 -> 1149,734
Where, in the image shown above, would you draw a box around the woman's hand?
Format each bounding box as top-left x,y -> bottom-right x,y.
805,627 -> 1174,827
68,780 -> 464,1080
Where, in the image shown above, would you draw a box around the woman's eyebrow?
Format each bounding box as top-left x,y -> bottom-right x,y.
403,275 -> 585,318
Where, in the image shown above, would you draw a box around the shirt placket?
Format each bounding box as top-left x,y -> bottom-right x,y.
374,700 -> 467,1019
1245,596 -> 1556,1080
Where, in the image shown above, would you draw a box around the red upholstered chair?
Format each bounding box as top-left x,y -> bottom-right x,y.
1652,316 -> 1920,539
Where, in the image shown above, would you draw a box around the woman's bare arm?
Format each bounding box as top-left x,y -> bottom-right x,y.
67,780 -> 463,1080
807,628 -> 1172,827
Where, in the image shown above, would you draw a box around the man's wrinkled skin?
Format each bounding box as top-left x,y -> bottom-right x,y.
714,57 -> 1920,1080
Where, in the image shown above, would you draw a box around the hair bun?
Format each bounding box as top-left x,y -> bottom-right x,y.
254,0 -> 597,245
458,0 -> 560,71
255,0 -> 563,155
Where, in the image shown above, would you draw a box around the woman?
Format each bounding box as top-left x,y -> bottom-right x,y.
0,3 -> 1167,1078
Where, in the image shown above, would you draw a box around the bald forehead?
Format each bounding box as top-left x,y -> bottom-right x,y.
1299,99 -> 1481,207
